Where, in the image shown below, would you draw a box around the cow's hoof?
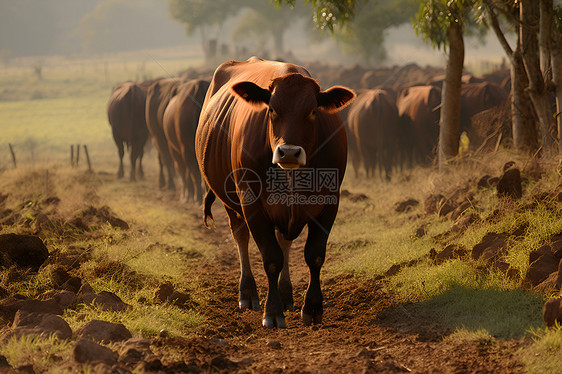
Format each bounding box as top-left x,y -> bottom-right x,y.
262,316 -> 286,329
239,298 -> 260,311
301,310 -> 322,326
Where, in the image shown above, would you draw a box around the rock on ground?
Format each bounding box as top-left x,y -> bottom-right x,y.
0,233 -> 49,271
73,339 -> 117,365
76,319 -> 132,344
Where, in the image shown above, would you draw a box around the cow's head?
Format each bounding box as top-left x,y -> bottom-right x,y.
232,73 -> 355,169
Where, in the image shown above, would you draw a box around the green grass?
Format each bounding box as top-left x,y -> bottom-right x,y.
0,94 -> 113,166
0,334 -> 74,371
522,326 -> 562,373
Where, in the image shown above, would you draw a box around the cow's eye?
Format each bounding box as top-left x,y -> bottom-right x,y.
308,110 -> 316,120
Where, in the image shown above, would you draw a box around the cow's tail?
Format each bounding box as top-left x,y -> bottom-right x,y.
203,189 -> 216,229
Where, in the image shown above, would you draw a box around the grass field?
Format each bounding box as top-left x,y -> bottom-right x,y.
1,53 -> 562,372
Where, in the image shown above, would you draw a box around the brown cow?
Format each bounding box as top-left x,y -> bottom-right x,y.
347,89 -> 400,180
107,81 -> 149,181
196,57 -> 355,328
397,85 -> 441,164
163,79 -> 210,204
460,81 -> 508,136
146,78 -> 185,190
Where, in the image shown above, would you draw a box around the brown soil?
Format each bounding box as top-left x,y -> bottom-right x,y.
0,172 -> 531,373
153,196 -> 528,374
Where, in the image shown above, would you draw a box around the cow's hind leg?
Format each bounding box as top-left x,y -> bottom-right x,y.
114,138 -> 125,179
275,230 -> 293,311
302,204 -> 338,326
225,207 -> 260,311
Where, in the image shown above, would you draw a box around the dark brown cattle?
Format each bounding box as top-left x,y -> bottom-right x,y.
107,81 -> 149,181
163,79 -> 210,204
396,85 -> 442,164
347,89 -> 400,180
460,81 -> 508,135
196,57 -> 355,328
146,78 -> 185,190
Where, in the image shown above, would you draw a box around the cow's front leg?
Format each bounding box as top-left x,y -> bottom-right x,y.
225,207 -> 260,311
302,204 -> 338,325
245,210 -> 286,328
276,230 -> 293,311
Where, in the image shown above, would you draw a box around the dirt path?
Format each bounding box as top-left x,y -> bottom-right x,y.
147,196 -> 528,374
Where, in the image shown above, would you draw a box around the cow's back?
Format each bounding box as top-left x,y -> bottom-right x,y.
108,82 -> 148,143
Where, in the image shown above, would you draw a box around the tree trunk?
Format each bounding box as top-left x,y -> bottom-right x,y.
512,50 -> 539,152
520,0 -> 555,154
550,10 -> 562,156
486,3 -> 539,153
554,54 -> 562,156
438,21 -> 464,168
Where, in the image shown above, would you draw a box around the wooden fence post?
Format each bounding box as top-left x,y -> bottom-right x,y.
8,144 -> 16,168
83,145 -> 92,172
70,145 -> 74,167
76,144 -> 80,166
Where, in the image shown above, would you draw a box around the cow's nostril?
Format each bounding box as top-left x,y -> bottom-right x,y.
294,149 -> 301,158
278,149 -> 285,158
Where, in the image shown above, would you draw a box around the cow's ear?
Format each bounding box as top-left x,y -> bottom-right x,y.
232,81 -> 271,105
317,86 -> 356,113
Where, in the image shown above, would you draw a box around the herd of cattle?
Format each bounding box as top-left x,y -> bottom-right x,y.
107,58 -> 510,201
106,57 -> 510,328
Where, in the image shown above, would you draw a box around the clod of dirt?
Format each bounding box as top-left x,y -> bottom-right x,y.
497,167 -> 522,199
543,298 -> 562,327
210,354 -> 238,370
118,338 -> 155,366
431,244 -> 468,265
477,175 -> 493,189
168,291 -> 194,308
0,298 -> 64,323
341,189 -> 369,202
0,233 -> 49,271
77,291 -> 131,312
73,338 -> 118,365
424,194 -> 455,216
49,266 -> 70,288
78,282 -> 94,295
76,319 -> 132,344
394,198 -> 419,213
452,212 -> 480,232
37,290 -> 77,309
471,233 -> 506,264
154,283 -> 175,304
524,245 -> 561,289
69,205 -> 129,231
413,224 -> 427,238
5,309 -> 72,341
534,258 -> 562,292
61,276 -> 82,293
134,356 -> 164,373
